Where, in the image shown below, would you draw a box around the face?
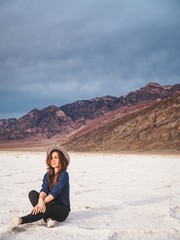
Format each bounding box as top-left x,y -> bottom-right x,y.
50,151 -> 61,171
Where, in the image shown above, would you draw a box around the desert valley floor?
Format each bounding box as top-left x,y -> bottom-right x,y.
0,151 -> 180,240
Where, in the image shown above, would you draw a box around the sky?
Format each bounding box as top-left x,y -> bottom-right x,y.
0,0 -> 180,119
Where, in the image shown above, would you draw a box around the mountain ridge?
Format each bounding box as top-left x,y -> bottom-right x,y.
0,82 -> 179,152
64,94 -> 180,152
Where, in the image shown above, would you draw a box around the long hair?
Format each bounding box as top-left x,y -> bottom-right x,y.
46,150 -> 69,189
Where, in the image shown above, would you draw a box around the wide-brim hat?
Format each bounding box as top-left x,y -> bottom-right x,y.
47,145 -> 70,165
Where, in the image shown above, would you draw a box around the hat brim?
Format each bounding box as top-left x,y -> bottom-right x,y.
47,145 -> 70,165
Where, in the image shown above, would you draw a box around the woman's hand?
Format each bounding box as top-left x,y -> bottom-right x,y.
31,198 -> 46,214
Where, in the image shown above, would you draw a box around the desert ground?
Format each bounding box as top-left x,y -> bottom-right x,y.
0,151 -> 180,240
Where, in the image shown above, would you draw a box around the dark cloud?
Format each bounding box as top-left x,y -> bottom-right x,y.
0,0 -> 180,118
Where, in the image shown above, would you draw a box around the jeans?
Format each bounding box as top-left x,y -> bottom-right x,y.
21,190 -> 70,224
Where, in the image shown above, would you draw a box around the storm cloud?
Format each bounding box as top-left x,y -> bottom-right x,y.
0,0 -> 180,118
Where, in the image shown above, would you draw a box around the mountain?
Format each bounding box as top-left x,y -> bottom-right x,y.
64,94 -> 180,152
0,105 -> 76,140
0,82 -> 179,151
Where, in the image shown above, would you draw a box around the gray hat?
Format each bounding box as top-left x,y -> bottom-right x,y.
47,145 -> 70,165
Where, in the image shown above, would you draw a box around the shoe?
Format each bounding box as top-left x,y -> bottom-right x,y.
11,216 -> 21,228
40,219 -> 46,225
46,218 -> 56,228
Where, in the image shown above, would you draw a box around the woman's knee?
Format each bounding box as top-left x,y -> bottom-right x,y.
28,190 -> 39,206
28,190 -> 38,198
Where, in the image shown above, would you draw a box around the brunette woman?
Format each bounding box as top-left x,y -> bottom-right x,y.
11,145 -> 70,228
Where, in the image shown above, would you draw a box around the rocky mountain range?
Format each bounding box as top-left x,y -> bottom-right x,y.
64,93 -> 180,152
0,82 -> 179,152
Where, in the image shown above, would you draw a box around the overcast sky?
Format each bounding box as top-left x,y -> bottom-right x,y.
0,0 -> 180,119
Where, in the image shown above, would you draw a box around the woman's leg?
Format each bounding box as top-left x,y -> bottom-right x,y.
21,190 -> 44,224
18,190 -> 69,225
21,202 -> 69,224
28,190 -> 48,222
28,190 -> 39,207
45,202 -> 70,222
21,210 -> 46,224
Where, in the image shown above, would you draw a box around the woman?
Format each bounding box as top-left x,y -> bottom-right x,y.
11,145 -> 70,228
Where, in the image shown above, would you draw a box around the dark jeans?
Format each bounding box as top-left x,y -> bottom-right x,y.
21,190 -> 70,224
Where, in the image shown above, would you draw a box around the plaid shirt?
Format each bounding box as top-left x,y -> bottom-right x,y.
40,170 -> 70,210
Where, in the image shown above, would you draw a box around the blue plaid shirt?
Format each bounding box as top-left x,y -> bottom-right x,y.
40,170 -> 70,210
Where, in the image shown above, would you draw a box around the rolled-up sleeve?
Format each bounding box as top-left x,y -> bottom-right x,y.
40,172 -> 49,194
49,170 -> 68,199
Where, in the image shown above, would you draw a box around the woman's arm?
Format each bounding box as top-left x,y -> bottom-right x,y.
44,194 -> 54,203
31,192 -> 54,214
31,192 -> 47,214
37,191 -> 47,210
39,191 -> 47,200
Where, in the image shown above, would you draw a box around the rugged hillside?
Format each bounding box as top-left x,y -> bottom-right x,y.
63,101 -> 156,145
0,82 -> 179,142
65,94 -> 180,152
